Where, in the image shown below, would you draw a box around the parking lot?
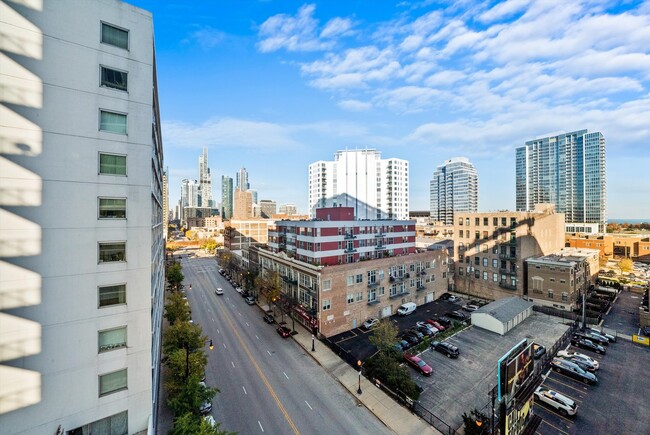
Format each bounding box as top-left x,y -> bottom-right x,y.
602,289 -> 646,336
535,337 -> 650,435
327,297 -> 466,361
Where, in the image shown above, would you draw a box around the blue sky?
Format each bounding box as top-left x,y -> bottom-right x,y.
131,0 -> 650,219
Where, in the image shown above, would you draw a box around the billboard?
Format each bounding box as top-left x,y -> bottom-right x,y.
497,339 -> 534,403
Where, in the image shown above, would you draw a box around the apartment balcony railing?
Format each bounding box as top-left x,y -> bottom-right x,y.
499,253 -> 517,260
499,268 -> 517,276
367,281 -> 380,288
416,284 -> 427,291
344,248 -> 357,253
344,232 -> 356,239
367,299 -> 380,305
389,291 -> 410,299
498,281 -> 517,290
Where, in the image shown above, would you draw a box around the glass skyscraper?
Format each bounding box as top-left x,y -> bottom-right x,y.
429,157 -> 478,225
515,129 -> 606,233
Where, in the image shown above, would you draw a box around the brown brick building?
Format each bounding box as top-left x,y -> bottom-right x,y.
565,233 -> 650,263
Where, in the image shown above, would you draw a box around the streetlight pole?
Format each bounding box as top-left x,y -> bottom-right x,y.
357,360 -> 362,394
311,334 -> 315,352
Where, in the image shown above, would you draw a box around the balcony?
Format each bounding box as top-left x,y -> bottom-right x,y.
367,299 -> 380,305
367,281 -> 379,288
498,281 -> 517,290
374,233 -> 385,238
375,245 -> 384,250
499,252 -> 517,260
499,268 -> 517,276
416,284 -> 426,291
344,232 -> 356,239
501,239 -> 517,246
344,248 -> 357,253
389,291 -> 410,299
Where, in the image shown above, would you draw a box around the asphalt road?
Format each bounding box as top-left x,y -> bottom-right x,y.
181,256 -> 392,435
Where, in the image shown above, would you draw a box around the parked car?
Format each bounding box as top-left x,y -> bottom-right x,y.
643,325 -> 650,337
462,304 -> 479,312
401,333 -> 420,346
416,325 -> 436,337
533,343 -> 546,359
218,269 -> 224,274
362,318 -> 380,330
583,327 -> 617,343
215,288 -> 223,295
198,382 -> 213,414
571,337 -> 606,354
448,295 -> 460,303
550,357 -> 598,385
277,326 -> 292,338
534,387 -> 578,417
426,319 -> 446,331
393,339 -> 411,352
439,293 -> 452,300
403,354 -> 433,376
235,287 -> 243,294
407,328 -> 425,340
446,311 -> 468,321
263,313 -> 275,324
433,317 -> 453,328
431,341 -> 459,358
416,321 -> 439,334
557,350 -> 599,370
574,330 -> 609,346
397,302 -> 417,316
245,296 -> 255,305
241,290 -> 250,298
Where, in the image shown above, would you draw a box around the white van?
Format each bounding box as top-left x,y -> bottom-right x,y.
397,302 -> 417,316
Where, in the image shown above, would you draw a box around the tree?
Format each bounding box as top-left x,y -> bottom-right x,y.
167,263 -> 184,290
163,321 -> 206,358
363,353 -> 421,400
200,238 -> 218,254
462,408 -> 489,435
164,292 -> 191,325
369,319 -> 399,356
167,373 -> 217,418
169,412 -> 234,435
619,258 -> 633,273
164,347 -> 208,385
257,271 -> 281,306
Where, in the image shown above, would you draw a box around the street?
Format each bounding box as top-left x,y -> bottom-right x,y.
181,256 -> 392,435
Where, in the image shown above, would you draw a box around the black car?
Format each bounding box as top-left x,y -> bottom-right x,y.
573,331 -> 608,347
263,313 -> 275,324
407,329 -> 425,340
445,311 -> 468,321
402,333 -> 420,345
643,325 -> 650,337
550,358 -> 598,385
533,343 -> 546,359
439,293 -> 452,300
416,326 -> 436,337
431,341 -> 459,358
571,337 -> 606,355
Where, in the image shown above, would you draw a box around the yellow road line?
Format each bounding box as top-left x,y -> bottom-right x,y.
215,301 -> 300,435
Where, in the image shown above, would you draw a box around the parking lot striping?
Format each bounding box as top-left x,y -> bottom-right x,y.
258,421 -> 265,432
217,329 -> 220,334
256,335 -> 260,340
246,322 -> 250,326
305,400 -> 313,410
267,350 -> 272,356
223,343 -> 227,349
534,402 -> 577,424
545,373 -> 590,393
231,361 -> 235,368
539,416 -> 570,435
242,386 -> 247,395
283,372 -> 289,380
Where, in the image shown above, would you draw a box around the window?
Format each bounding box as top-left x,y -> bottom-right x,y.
474,269 -> 480,279
483,217 -> 488,226
378,270 -> 385,280
99,153 -> 126,175
99,198 -> 126,219
100,66 -> 128,91
101,22 -> 129,49
99,242 -> 126,263
493,273 -> 498,282
347,275 -> 354,286
99,369 -> 127,396
99,327 -> 126,353
357,291 -> 363,302
389,285 -> 397,296
322,279 -> 331,291
347,293 -> 354,304
368,288 -> 376,302
100,110 -> 127,134
322,299 -> 331,310
356,274 -> 363,284
482,258 -> 488,267
98,284 -> 126,307
68,411 -> 128,435
493,217 -> 498,226
547,289 -> 554,299
458,217 -> 463,225
561,292 -> 568,302
560,279 -> 566,284
379,286 -> 385,296
492,259 -> 498,268
483,271 -> 488,280
475,217 -> 480,226
474,257 -> 480,265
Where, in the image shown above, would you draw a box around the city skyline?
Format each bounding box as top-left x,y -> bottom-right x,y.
130,0 -> 650,219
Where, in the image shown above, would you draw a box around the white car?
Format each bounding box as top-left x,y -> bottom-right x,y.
363,318 -> 379,330
215,288 -> 223,295
534,387 -> 577,417
557,350 -> 599,370
235,287 -> 243,294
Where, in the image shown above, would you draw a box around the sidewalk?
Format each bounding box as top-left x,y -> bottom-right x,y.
290,323 -> 440,435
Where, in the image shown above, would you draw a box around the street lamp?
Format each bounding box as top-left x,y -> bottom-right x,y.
357,360 -> 362,395
311,334 -> 315,352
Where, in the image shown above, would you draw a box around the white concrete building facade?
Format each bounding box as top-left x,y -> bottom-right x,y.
0,1 -> 164,433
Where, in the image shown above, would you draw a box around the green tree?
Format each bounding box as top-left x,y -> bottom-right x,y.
364,353 -> 421,400
164,292 -> 191,325
163,321 -> 206,358
164,347 -> 208,385
167,373 -> 217,418
169,412 -> 233,435
462,408 -> 489,435
369,320 -> 399,356
619,258 -> 633,273
167,263 -> 185,290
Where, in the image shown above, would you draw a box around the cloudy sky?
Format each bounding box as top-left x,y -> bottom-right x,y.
132,0 -> 650,219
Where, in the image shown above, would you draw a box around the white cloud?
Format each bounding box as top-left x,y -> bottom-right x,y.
478,0 -> 532,23
184,26 -> 226,49
338,99 -> 373,111
320,17 -> 354,38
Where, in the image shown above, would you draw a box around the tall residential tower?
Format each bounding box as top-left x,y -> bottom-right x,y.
429,157 -> 478,225
221,175 -> 233,219
198,147 -> 212,207
516,130 -> 606,233
308,149 -> 409,219
0,1 -> 164,433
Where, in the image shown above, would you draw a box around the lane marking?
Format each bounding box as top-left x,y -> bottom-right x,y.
215,298 -> 300,435
258,421 -> 264,433
256,335 -> 260,340
242,386 -> 247,395
223,343 -> 227,349
283,372 -> 289,380
231,361 -> 235,368
304,400 -> 312,410
267,350 -> 272,356
217,329 -> 220,334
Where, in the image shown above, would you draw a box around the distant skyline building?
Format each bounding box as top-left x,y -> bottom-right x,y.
259,199 -> 277,218
429,157 -> 478,225
221,175 -> 233,220
279,203 -> 298,215
308,149 -> 409,220
233,189 -> 254,219
236,167 -> 250,191
516,129 -> 606,233
198,147 -> 212,207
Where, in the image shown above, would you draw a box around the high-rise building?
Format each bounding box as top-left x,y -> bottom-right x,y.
259,200 -> 277,218
308,149 -> 409,220
180,179 -> 199,222
233,189 -> 254,219
279,203 -> 298,215
0,1 -> 164,433
198,147 -> 212,207
516,130 -> 606,233
236,167 -> 249,191
163,167 -> 169,239
221,176 -> 233,220
429,157 -> 478,225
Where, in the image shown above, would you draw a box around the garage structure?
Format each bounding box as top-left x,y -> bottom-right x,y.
471,297 -> 533,335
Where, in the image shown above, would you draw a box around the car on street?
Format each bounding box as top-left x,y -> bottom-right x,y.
556,350 -> 599,370
430,341 -> 459,358
263,313 -> 275,324
362,318 -> 380,330
425,319 -> 446,331
403,354 -> 433,376
215,288 -> 223,295
245,296 -> 255,305
534,387 -> 578,417
204,415 -> 216,428
235,287 -> 243,294
571,337 -> 606,354
583,327 -> 617,343
445,310 -> 468,321
533,343 -> 546,359
550,357 -> 598,385
462,304 -> 479,312
218,269 -> 225,274
277,326 -> 292,338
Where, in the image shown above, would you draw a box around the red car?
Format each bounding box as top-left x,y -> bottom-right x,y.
426,319 -> 445,331
277,326 -> 292,338
403,354 -> 433,376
